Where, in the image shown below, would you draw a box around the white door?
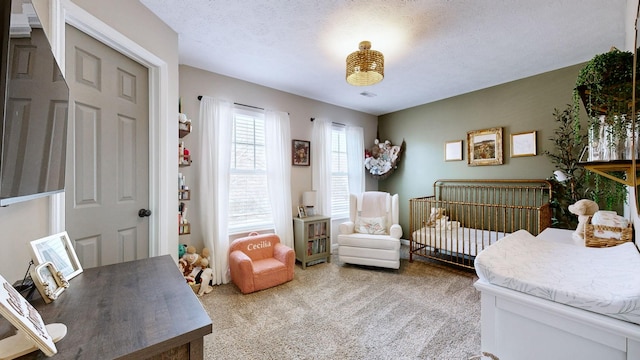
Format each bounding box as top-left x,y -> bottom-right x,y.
65,24 -> 150,268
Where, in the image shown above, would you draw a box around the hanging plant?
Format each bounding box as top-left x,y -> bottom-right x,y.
574,48 -> 640,154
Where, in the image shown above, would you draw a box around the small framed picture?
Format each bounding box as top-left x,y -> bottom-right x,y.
444,140 -> 463,161
29,231 -> 83,281
292,139 -> 310,166
467,127 -> 503,166
30,262 -> 69,304
297,206 -> 307,218
511,131 -> 537,157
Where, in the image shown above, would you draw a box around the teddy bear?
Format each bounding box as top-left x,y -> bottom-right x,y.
568,199 -> 599,243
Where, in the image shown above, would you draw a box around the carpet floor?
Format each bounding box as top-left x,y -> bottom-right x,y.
199,247 -> 481,360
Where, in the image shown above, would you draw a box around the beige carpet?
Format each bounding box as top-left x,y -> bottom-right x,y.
199,248 -> 481,360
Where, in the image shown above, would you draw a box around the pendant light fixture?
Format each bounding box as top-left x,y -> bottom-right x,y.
346,41 -> 384,86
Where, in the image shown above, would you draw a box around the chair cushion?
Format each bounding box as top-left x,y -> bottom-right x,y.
337,233 -> 400,250
252,258 -> 287,275
355,216 -> 387,234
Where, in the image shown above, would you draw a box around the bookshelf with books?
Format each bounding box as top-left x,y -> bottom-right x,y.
293,215 -> 331,269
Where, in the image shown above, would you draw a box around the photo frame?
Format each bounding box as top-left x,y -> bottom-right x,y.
292,140 -> 310,166
297,206 -> 307,218
467,127 -> 503,166
444,140 -> 463,161
29,231 -> 83,281
30,262 -> 69,304
511,130 -> 537,157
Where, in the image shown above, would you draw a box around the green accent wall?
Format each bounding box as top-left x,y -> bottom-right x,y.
377,64 -> 584,235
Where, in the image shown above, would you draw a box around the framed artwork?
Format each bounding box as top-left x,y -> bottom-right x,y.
511,130 -> 537,157
467,127 -> 503,166
292,140 -> 310,166
29,231 -> 83,281
444,140 -> 463,161
30,262 -> 69,304
297,206 -> 307,218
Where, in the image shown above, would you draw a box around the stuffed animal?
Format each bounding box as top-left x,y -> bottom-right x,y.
178,245 -> 214,296
568,199 -> 599,241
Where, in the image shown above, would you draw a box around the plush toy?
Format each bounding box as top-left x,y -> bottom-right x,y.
178,244 -> 187,259
568,199 -> 599,242
178,245 -> 214,296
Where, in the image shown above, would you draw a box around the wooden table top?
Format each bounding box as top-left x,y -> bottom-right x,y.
1,255 -> 212,359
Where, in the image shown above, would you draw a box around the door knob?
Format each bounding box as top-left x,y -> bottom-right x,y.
138,209 -> 152,217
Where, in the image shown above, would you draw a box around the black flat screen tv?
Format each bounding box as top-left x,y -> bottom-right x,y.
0,0 -> 69,206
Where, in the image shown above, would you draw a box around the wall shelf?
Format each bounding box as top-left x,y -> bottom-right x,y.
580,160 -> 639,187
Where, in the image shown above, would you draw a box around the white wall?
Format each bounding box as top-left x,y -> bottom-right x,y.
178,65 -> 378,248
0,0 -> 179,282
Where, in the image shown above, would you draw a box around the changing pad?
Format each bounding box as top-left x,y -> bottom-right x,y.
475,229 -> 640,325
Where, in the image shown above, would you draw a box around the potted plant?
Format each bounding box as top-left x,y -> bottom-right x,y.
575,47 -> 640,161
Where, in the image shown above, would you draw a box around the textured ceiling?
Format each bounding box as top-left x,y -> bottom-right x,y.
140,0 -> 629,116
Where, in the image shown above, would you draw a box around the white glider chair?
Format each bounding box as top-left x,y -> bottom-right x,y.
337,191 -> 402,269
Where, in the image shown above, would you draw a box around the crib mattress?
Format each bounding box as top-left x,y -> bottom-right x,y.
475,229 -> 640,325
412,226 -> 507,256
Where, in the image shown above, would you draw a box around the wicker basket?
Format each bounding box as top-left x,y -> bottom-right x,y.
584,216 -> 633,248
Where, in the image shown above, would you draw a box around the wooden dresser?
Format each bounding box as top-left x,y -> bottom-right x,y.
0,255 -> 212,359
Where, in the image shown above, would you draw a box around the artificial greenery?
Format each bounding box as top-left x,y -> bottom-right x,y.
545,105 -> 626,227
545,48 -> 639,225
574,48 -> 640,150
545,105 -> 589,228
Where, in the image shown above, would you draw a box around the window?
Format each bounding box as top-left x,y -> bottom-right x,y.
228,108 -> 273,233
331,124 -> 349,218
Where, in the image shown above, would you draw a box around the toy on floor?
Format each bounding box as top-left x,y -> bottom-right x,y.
178,245 -> 215,296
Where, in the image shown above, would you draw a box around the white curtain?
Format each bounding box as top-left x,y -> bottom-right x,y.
198,96 -> 233,285
265,110 -> 294,248
346,125 -> 364,195
311,118 -> 333,216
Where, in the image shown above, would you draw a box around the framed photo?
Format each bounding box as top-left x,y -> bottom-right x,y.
511,130 -> 537,157
297,205 -> 307,218
292,139 -> 310,166
29,231 -> 83,281
30,262 -> 69,304
444,140 -> 463,161
467,127 -> 503,166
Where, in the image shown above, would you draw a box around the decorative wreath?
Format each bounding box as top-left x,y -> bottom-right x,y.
364,139 -> 405,180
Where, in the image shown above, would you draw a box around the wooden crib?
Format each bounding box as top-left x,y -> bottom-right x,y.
409,179 -> 553,269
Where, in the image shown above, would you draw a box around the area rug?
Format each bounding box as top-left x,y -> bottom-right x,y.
199,249 -> 481,359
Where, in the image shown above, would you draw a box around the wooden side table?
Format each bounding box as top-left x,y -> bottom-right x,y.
293,215 -> 331,269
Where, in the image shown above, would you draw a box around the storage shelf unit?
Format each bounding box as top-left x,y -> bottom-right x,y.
179,113 -> 192,236
293,215 -> 331,269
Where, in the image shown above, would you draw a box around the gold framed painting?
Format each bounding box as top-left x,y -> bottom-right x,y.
467,127 -> 503,166
444,140 -> 463,161
511,130 -> 537,157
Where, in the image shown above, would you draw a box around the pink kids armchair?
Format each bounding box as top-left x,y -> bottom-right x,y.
229,233 -> 295,294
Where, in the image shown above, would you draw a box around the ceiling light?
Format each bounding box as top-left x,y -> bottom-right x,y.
346,41 -> 384,86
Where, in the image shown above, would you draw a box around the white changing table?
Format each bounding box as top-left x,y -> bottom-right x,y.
474,228 -> 640,360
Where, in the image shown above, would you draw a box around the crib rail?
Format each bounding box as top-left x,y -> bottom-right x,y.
409,179 -> 552,269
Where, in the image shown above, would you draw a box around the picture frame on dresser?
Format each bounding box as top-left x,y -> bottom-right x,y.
29,232 -> 83,281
